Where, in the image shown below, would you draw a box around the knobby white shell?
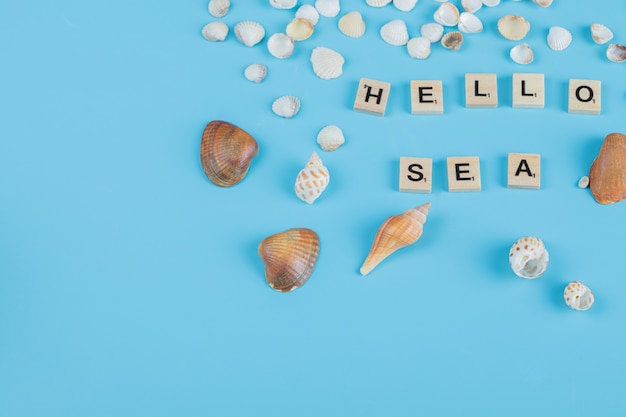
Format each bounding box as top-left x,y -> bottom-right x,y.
458,12 -> 483,34
338,11 -> 366,38
564,281 -> 595,311
420,23 -> 444,43
407,37 -> 431,59
510,43 -> 533,64
202,22 -> 228,42
461,0 -> 482,13
286,18 -> 314,41
509,236 -> 549,279
244,64 -> 267,83
441,31 -> 463,51
315,0 -> 340,17
547,26 -> 572,51
606,43 -> 626,63
532,0 -> 552,7
234,21 -> 265,47
434,2 -> 460,27
317,125 -> 345,151
270,0 -> 297,9
267,33 -> 295,58
295,152 -> 330,204
296,5 -> 320,25
482,0 -> 500,6
392,0 -> 418,12
380,19 -> 409,46
590,24 -> 613,45
208,0 -> 230,18
497,15 -> 530,41
366,0 -> 392,6
310,46 -> 344,80
272,96 -> 301,118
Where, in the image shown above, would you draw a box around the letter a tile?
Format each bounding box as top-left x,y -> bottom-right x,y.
508,153 -> 541,189
447,156 -> 481,192
353,78 -> 391,116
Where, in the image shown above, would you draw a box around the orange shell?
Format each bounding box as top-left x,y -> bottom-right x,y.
589,132 -> 626,204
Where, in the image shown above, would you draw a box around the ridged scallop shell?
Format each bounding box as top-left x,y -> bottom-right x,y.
441,31 -> 463,51
272,95 -> 301,118
267,33 -> 294,58
296,4 -> 320,25
270,0 -> 297,9
532,0 -> 552,7
590,24 -> 613,45
458,12 -> 483,34
295,152 -> 330,204
338,11 -> 366,38
366,0 -> 392,7
564,281 -> 594,311
509,236 -> 549,279
234,21 -> 265,47
510,43 -> 533,64
244,63 -> 267,83
434,2 -> 460,27
606,43 -> 626,63
360,203 -> 430,276
420,23 -> 444,43
393,0 -> 418,12
407,37 -> 431,59
202,22 -> 228,42
200,120 -> 259,187
317,125 -> 345,151
482,0 -> 500,6
258,228 -> 320,292
461,0 -> 482,13
208,0 -> 230,18
547,26 -> 572,51
310,46 -> 345,80
588,133 -> 626,204
315,0 -> 340,17
380,19 -> 409,46
286,18 -> 314,41
497,15 -> 530,41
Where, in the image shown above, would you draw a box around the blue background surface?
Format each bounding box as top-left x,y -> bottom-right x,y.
1,1 -> 625,416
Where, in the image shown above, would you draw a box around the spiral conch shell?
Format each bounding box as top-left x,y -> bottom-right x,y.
509,236 -> 549,279
200,120 -> 259,187
258,228 -> 320,292
295,152 -> 330,204
589,133 -> 626,204
360,203 -> 430,276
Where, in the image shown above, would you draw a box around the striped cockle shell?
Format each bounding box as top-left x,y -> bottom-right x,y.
606,43 -> 626,63
482,0 -> 500,6
338,11 -> 366,38
315,0 -> 340,17
286,18 -> 314,41
458,12 -> 483,34
420,23 -> 444,43
441,31 -> 463,51
497,15 -> 530,41
366,0 -> 392,6
202,22 -> 228,42
272,95 -> 301,118
510,43 -> 533,64
461,0 -> 482,13
295,152 -> 330,204
547,26 -> 572,51
296,4 -> 320,25
244,63 -> 267,83
434,2 -> 460,27
589,133 -> 626,204
208,0 -> 230,18
317,125 -> 345,151
234,21 -> 265,47
591,24 -> 613,44
380,19 -> 409,46
310,46 -> 344,80
270,0 -> 297,9
509,236 -> 549,279
564,281 -> 594,311
392,0 -> 418,12
267,33 -> 294,58
407,37 -> 431,59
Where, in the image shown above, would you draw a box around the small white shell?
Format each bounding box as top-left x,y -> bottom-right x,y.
380,19 -> 409,46
234,21 -> 265,47
458,12 -> 483,34
366,0 -> 392,6
420,23 -> 444,43
244,64 -> 267,83
509,236 -> 549,279
532,0 -> 552,7
296,5 -> 320,25
310,46 -> 345,80
392,0 -> 418,12
606,43 -> 626,63
497,15 -> 530,41
317,125 -> 345,151
338,11 -> 366,38
547,26 -> 572,51
202,22 -> 228,42
461,0 -> 482,13
482,0 -> 500,6
564,281 -> 594,311
272,96 -> 301,118
208,0 -> 230,18
407,37 -> 431,59
510,43 -> 533,65
295,152 -> 330,204
441,31 -> 463,51
434,2 -> 460,27
286,18 -> 314,41
270,0 -> 297,9
591,24 -> 614,45
577,175 -> 590,189
315,0 -> 340,17
267,33 -> 295,58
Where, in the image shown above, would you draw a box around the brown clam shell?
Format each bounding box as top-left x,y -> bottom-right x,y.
200,120 -> 259,187
589,133 -> 626,204
258,228 -> 320,292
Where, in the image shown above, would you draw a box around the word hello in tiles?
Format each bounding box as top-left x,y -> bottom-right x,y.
398,153 -> 541,193
352,75 -> 602,116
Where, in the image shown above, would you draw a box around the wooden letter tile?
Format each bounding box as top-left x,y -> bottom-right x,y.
447,156 -> 481,192
410,80 -> 443,115
353,78 -> 391,116
465,74 -> 498,108
508,153 -> 541,189
399,157 -> 433,193
512,73 -> 545,109
568,79 -> 601,115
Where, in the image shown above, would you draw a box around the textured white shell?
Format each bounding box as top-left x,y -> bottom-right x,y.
286,18 -> 314,41
510,43 -> 533,64
434,2 -> 460,27
272,96 -> 301,118
564,281 -> 595,311
338,11 -> 366,38
497,15 -> 530,41
392,0 -> 418,12
458,12 -> 483,34
315,0 -> 340,17
366,0 -> 392,6
202,22 -> 228,42
420,23 -> 444,43
317,125 -> 345,151
606,43 -> 626,63
532,0 -> 552,7
296,5 -> 320,25
310,47 -> 345,80
295,152 -> 330,204
407,37 -> 431,59
591,24 -> 614,45
482,0 -> 500,6
441,31 -> 463,51
244,64 -> 267,83
547,26 -> 572,51
509,236 -> 549,279
270,0 -> 297,9
380,19 -> 409,46
461,0 -> 482,13
208,0 -> 230,18
267,33 -> 295,58
234,21 -> 265,47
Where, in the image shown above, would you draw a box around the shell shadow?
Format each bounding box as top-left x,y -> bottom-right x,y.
242,233 -> 266,288
484,239 -> 514,282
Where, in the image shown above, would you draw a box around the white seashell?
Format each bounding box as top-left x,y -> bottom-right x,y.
338,11 -> 366,38
392,0 -> 418,12
509,236 -> 549,279
315,0 -> 340,17
244,64 -> 267,83
590,24 -> 613,45
510,43 -> 533,65
407,37 -> 431,59
577,175 -> 590,189
434,2 -> 460,27
458,12 -> 483,34
270,0 -> 297,9
482,0 -> 500,6
317,125 -> 345,151
441,31 -> 463,51
532,0 -> 552,7
267,33 -> 295,58
380,19 -> 409,46
310,46 -> 344,80
564,281 -> 595,311
286,18 -> 314,41
202,22 -> 228,42
296,5 -> 320,26
366,0 -> 392,6
420,23 -> 444,43
295,152 -> 330,204
272,96 -> 301,118
234,21 -> 265,47
547,26 -> 572,51
208,0 -> 230,18
497,15 -> 530,41
606,43 -> 626,63
461,0 -> 482,13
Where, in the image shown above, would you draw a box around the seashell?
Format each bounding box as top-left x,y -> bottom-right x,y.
577,175 -> 590,189
286,18 -> 314,41
208,0 -> 230,18
497,15 -> 530,41
272,95 -> 301,118
380,19 -> 409,46
295,152 -> 330,204
441,31 -> 463,51
360,203 -> 430,276
434,2 -> 460,27
258,228 -> 320,292
547,26 -> 572,51
588,133 -> 626,204
407,37 -> 431,59
366,0 -> 392,6
267,33 -> 294,58
606,43 -> 626,63
234,21 -> 265,47
564,281 -> 594,311
532,0 -> 552,7
461,0 -> 482,13
590,24 -> 613,45
338,11 -> 366,38
509,236 -> 549,279
202,22 -> 228,42
482,0 -> 500,6
296,4 -> 320,25
244,63 -> 267,83
200,120 -> 259,187
317,125 -> 345,151
315,0 -> 340,17
392,0 -> 418,12
310,46 -> 344,80
270,0 -> 297,9
510,43 -> 534,65
420,23 -> 444,43
458,12 -> 483,34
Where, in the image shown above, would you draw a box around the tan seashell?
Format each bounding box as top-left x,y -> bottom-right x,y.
497,15 -> 530,41
234,21 -> 265,47
267,33 -> 295,58
208,0 -> 230,18
286,18 -> 314,41
244,63 -> 267,83
317,125 -> 345,151
588,133 -> 626,204
510,43 -> 533,64
407,37 -> 431,59
564,281 -> 594,311
380,19 -> 409,46
441,31 -> 463,51
272,95 -> 301,118
590,24 -> 613,45
532,0 -> 552,7
296,5 -> 320,25
295,152 -> 330,204
200,120 -> 259,187
434,2 -> 460,27
310,46 -> 344,80
606,43 -> 626,63
338,11 -> 366,38
258,228 -> 320,292
360,203 -> 430,276
547,26 -> 572,51
461,0 -> 482,13
202,22 -> 228,42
